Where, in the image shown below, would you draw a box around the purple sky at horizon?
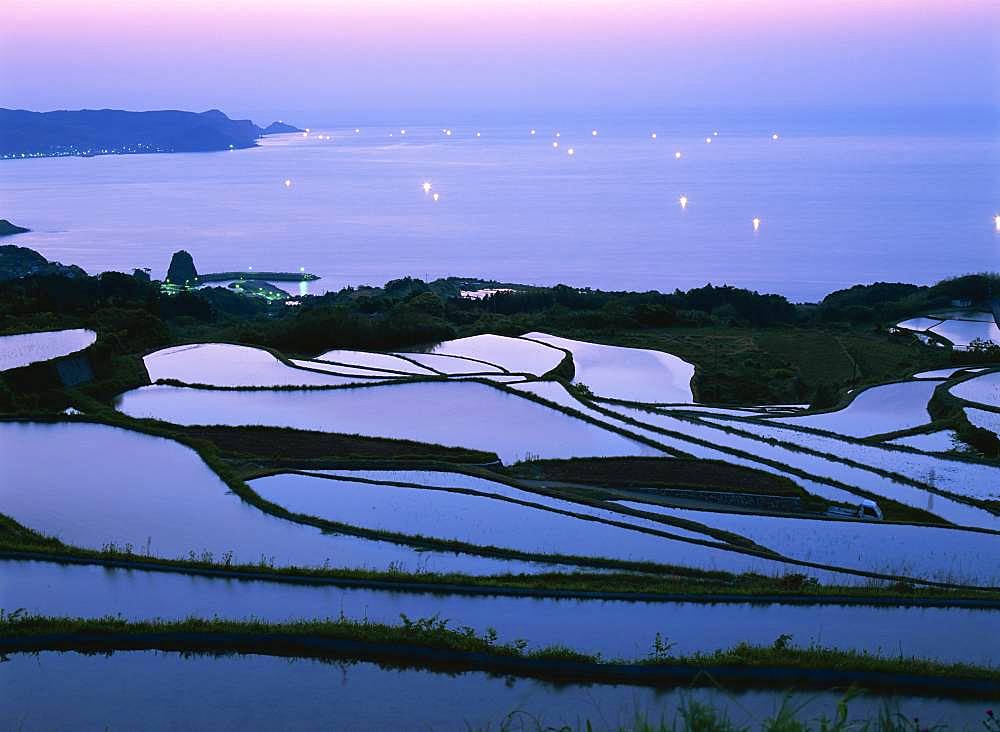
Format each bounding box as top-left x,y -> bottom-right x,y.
2,0 -> 997,124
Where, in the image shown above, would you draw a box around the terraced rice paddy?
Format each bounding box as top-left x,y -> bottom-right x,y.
773,380 -> 937,437
522,332 -> 695,402
144,343 -> 376,387
425,334 -> 564,375
251,472 -> 848,579
698,416 -> 1000,504
309,469 -> 719,542
887,430 -> 964,453
927,319 -> 1000,350
610,501 -> 1000,586
0,328 -> 96,371
965,407 -> 1000,437
0,421 -> 582,575
950,371 -> 1000,408
115,381 -> 662,463
896,317 -> 942,332
313,349 -> 437,374
7,559 -> 999,664
3,652 -> 986,730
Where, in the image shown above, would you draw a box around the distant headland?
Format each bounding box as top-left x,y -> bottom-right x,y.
0,108 -> 305,159
0,219 -> 30,237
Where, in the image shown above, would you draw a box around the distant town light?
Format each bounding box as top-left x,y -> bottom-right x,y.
400,129 -> 407,135
713,130 -> 719,136
305,128 -> 311,133
302,132 -> 308,137
995,214 -> 1000,232
591,129 -> 598,136
445,129 -> 452,136
530,129 -> 536,136
650,132 -> 657,139
422,181 -> 432,193
354,128 -> 360,134
300,267 -> 305,272
679,195 -> 688,210
552,141 -> 559,148
567,147 -> 575,156
475,131 -> 481,137
432,192 -> 440,202
674,151 -> 682,159
555,131 -> 561,138
283,179 -> 292,187
772,133 -> 780,140
752,216 -> 761,231
705,137 -> 712,144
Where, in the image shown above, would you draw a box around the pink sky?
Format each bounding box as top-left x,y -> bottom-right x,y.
2,0 -> 997,121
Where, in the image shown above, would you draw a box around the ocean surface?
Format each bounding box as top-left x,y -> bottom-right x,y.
2,123 -> 997,302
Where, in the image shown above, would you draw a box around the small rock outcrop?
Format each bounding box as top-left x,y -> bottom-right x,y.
166,250 -> 198,285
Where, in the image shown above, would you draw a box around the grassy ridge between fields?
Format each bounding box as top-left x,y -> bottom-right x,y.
2,615 -> 997,697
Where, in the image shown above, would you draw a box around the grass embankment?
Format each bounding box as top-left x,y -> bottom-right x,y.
507,457 -> 804,497
3,614 -> 997,696
172,424 -> 498,464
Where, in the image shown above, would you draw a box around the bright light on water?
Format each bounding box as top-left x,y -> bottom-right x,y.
529,129 -> 536,136
400,129 -> 407,135
772,133 -> 780,140
674,151 -> 682,159
552,141 -> 559,148
650,132 -> 657,139
432,193 -> 440,202
283,179 -> 292,188
753,216 -> 761,231
422,181 -> 432,193
354,128 -> 360,134
567,147 -> 575,156
591,129 -> 598,136
713,131 -> 719,136
555,131 -> 561,138
475,131 -> 481,137
995,214 -> 1000,232
705,137 -> 712,144
445,129 -> 452,136
679,195 -> 688,209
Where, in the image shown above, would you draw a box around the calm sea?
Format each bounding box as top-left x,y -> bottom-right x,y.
2,123 -> 997,301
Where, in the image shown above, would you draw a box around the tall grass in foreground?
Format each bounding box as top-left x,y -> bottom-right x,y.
481,692 -> 1000,731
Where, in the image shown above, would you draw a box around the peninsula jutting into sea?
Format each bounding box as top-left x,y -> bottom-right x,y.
0,108 -> 303,158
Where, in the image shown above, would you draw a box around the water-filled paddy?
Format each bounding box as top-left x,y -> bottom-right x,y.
522,332 -> 695,403
310,469 -> 719,542
701,416 -> 1000,504
395,351 -> 505,374
896,317 -> 942,332
965,407 -> 1000,437
601,404 -> 999,528
314,348 -> 437,374
773,380 -> 937,437
114,381 -> 663,463
6,559 -> 999,664
143,343 -> 370,387
611,501 -> 1000,586
0,328 -> 96,371
950,371 -> 1000,408
3,651 -> 986,730
252,473 -> 838,578
0,421 -> 581,575
928,319 -> 1000,350
887,430 -> 964,453
427,334 -> 564,375
913,366 -> 987,379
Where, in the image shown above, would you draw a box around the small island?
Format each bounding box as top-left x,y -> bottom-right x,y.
0,219 -> 30,237
261,121 -> 304,135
